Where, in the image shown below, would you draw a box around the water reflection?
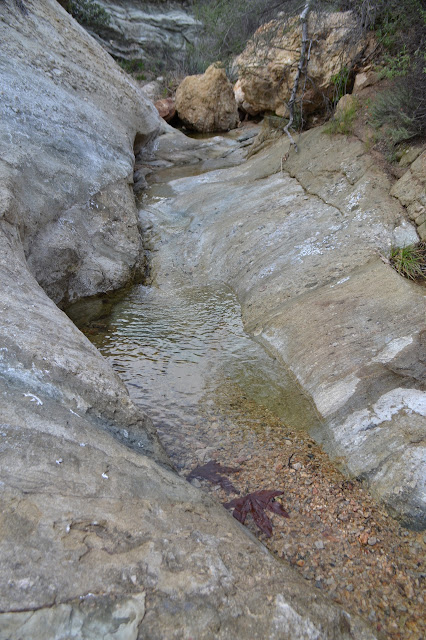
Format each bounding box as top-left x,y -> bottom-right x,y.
81,282 -> 320,463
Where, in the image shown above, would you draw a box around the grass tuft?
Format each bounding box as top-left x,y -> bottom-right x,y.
324,99 -> 358,136
389,243 -> 426,281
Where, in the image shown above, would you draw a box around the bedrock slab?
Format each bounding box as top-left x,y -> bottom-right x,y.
0,0 -> 161,306
142,128 -> 425,528
0,232 -> 375,639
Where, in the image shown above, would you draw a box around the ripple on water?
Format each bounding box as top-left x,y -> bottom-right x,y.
79,282 -> 320,466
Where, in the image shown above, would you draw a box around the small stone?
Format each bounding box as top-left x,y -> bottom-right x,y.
367,536 -> 377,546
190,478 -> 201,488
359,532 -> 369,545
314,540 -> 325,550
345,584 -> 354,592
292,462 -> 302,471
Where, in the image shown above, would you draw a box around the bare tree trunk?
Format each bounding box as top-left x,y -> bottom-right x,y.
283,0 -> 313,151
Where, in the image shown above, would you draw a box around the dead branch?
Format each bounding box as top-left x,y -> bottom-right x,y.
283,0 -> 313,152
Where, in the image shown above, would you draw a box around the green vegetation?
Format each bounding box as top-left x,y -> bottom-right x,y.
185,0 -> 300,74
389,244 -> 426,281
335,0 -> 426,153
118,59 -> 146,81
330,66 -> 351,104
63,0 -> 110,32
370,61 -> 425,146
377,46 -> 410,79
325,98 -> 358,135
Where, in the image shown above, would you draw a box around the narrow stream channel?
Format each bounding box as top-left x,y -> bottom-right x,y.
74,280 -> 320,471
68,135 -> 425,639
70,139 -> 321,472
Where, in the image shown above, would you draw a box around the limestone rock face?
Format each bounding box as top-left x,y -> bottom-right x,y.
0,2 -> 377,638
176,64 -> 240,132
235,12 -> 371,117
0,0 -> 162,307
88,0 -> 199,63
146,128 -> 425,528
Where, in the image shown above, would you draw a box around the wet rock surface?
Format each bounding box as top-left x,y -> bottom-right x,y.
78,127 -> 425,638
174,389 -> 426,640
140,126 -> 425,528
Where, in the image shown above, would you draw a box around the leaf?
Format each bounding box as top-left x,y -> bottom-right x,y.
224,489 -> 289,537
186,460 -> 240,494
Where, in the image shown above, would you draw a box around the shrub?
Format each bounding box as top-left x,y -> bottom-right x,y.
185,0 -> 300,74
64,0 -> 110,32
330,66 -> 351,105
370,61 -> 426,145
118,59 -> 146,80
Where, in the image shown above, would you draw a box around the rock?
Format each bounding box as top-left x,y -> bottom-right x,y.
353,69 -> 380,94
398,146 -> 423,168
368,536 -> 378,546
234,12 -> 372,117
140,80 -> 163,102
176,63 -> 240,132
390,150 -> 426,240
155,97 -> 177,122
87,0 -> 199,64
334,94 -> 357,118
145,125 -> 425,528
0,2 -> 377,638
1,0 -> 162,307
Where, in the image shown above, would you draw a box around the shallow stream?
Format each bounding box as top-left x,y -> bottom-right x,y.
76,280 -> 320,470
71,148 -> 321,472
69,135 -> 425,639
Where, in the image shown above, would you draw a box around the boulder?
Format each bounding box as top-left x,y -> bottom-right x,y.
334,93 -> 357,118
353,68 -> 380,94
176,63 -> 240,132
140,79 -> 163,102
155,97 -> 177,122
0,1 -> 377,637
234,12 -> 371,117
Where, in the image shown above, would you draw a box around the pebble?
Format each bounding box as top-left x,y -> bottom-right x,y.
368,536 -> 377,546
314,540 -> 325,550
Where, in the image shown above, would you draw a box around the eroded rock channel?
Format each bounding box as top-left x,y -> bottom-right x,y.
1,1 -> 424,638
69,132 -> 425,640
